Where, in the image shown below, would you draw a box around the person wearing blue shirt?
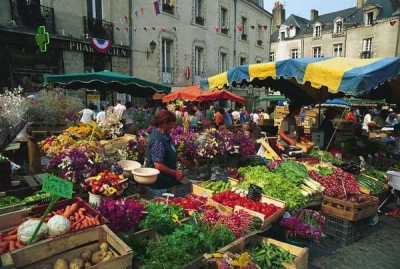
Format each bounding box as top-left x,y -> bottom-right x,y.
223,109 -> 233,126
386,113 -> 399,126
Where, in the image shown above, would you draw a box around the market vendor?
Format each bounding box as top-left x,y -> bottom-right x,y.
145,110 -> 187,197
320,108 -> 337,148
278,102 -> 301,146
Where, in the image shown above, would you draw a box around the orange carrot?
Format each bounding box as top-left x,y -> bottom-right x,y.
72,217 -> 84,227
9,240 -> 15,252
65,205 -> 71,212
82,219 -> 88,227
7,228 -> 17,236
78,210 -> 85,219
95,215 -> 100,225
74,212 -> 80,221
78,208 -> 86,212
4,235 -> 17,241
15,241 -> 24,249
75,223 -> 82,230
64,203 -> 79,218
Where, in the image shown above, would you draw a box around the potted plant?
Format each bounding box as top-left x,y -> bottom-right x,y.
280,208 -> 325,246
195,16 -> 204,25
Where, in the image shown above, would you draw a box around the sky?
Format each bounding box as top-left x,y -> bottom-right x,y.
265,0 -> 357,19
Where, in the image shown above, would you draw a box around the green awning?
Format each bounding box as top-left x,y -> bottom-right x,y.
45,71 -> 171,97
256,95 -> 289,102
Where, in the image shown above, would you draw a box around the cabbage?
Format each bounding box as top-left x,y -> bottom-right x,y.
47,215 -> 70,236
17,220 -> 47,244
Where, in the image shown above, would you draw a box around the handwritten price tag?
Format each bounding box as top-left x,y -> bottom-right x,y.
42,174 -> 73,199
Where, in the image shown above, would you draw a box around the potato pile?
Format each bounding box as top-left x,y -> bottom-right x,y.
53,243 -> 114,269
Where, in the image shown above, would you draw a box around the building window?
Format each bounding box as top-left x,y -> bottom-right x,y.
333,44 -> 343,57
256,24 -> 263,45
314,25 -> 321,37
220,7 -> 228,34
256,59 -> 262,64
291,49 -> 298,59
195,0 -> 204,25
335,21 -> 343,34
161,0 -> 174,15
362,38 -> 372,58
162,39 -> 173,83
240,57 -> 247,65
194,47 -> 203,76
241,17 -> 248,40
270,52 -> 275,62
313,47 -> 322,58
87,0 -> 103,19
366,12 -> 373,26
220,52 -> 227,72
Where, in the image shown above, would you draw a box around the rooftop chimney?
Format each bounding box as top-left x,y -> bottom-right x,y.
272,1 -> 286,30
310,9 -> 319,21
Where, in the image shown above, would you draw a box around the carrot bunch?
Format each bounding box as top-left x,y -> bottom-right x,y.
0,202 -> 101,254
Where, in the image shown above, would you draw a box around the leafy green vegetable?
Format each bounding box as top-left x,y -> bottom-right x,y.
0,191 -> 50,208
139,202 -> 184,236
317,166 -> 333,177
310,149 -> 343,164
365,169 -> 386,182
275,160 -> 309,185
248,240 -> 295,268
238,166 -> 306,209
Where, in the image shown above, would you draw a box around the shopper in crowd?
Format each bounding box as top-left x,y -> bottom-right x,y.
251,109 -> 259,125
196,107 -> 205,122
223,108 -> 233,126
278,102 -> 302,146
345,108 -> 357,124
362,109 -> 373,133
231,108 -> 241,124
205,105 -> 215,128
240,108 -> 247,122
262,108 -> 270,120
215,108 -> 224,128
145,110 -> 187,197
122,102 -> 135,134
386,112 -> 399,126
320,108 -> 337,148
183,108 -> 190,123
113,100 -> 126,117
189,110 -> 198,130
79,103 -> 95,124
372,109 -> 388,128
175,106 -> 182,120
258,109 -> 264,127
96,105 -> 106,124
300,107 -> 306,124
390,124 -> 400,156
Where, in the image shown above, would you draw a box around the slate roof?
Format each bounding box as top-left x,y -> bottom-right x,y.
271,0 -> 400,42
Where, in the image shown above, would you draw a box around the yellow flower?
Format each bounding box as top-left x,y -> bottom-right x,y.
238,252 -> 250,267
212,253 -> 223,258
172,213 -> 181,223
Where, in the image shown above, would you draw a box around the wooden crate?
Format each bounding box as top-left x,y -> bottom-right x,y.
219,236 -> 309,269
321,196 -> 378,221
100,134 -> 136,150
192,179 -> 239,198
296,141 -> 315,154
210,193 -> 287,230
1,225 -> 133,269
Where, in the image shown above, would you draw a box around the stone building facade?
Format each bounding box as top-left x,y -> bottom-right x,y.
132,0 -> 272,88
270,0 -> 400,61
0,0 -> 130,94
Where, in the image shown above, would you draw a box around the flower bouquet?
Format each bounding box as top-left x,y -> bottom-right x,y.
280,208 -> 325,243
126,138 -> 147,161
98,199 -> 145,232
98,110 -> 123,139
204,252 -> 259,269
64,122 -> 103,140
83,170 -> 127,197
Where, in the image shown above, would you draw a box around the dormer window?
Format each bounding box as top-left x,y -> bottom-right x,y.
335,20 -> 343,34
314,25 -> 321,37
366,12 -> 373,25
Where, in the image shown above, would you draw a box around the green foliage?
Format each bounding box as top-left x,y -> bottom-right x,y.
130,110 -> 154,131
275,160 -> 309,185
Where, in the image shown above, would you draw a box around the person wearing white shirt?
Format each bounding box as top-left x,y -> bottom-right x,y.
362,110 -> 372,132
79,104 -> 95,124
113,100 -> 126,117
96,105 -> 106,124
251,109 -> 259,124
231,109 -> 241,124
122,102 -> 135,134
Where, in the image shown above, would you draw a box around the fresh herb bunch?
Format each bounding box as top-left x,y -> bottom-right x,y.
139,202 -> 185,235
317,165 -> 334,177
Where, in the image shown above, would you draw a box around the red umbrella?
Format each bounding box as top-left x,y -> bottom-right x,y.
162,85 -> 202,102
197,89 -> 246,104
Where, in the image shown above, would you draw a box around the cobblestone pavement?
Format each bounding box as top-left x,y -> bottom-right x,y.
310,205 -> 400,269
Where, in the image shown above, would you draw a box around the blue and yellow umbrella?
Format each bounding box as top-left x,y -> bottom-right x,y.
200,57 -> 400,103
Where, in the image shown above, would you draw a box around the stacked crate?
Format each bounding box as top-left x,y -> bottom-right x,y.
274,106 -> 289,127
333,119 -> 355,142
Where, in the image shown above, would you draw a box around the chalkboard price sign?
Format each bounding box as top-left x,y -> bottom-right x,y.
247,184 -> 262,201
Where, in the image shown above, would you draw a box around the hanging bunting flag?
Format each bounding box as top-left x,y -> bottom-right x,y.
143,27 -> 147,31
172,26 -> 177,31
289,24 -> 294,29
390,20 -> 397,26
116,27 -> 120,31
89,38 -> 112,54
162,26 -> 166,32
321,23 -> 326,29
124,27 -> 129,32
140,8 -> 145,16
214,26 -> 219,32
154,1 -> 160,16
263,25 -> 268,30
354,22 -> 360,28
250,25 -> 255,30
152,27 -> 156,30
237,25 -> 242,32
124,16 -> 128,22
135,10 -> 139,18
134,27 -> 137,31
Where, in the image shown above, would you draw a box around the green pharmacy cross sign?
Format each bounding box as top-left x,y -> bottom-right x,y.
35,26 -> 50,52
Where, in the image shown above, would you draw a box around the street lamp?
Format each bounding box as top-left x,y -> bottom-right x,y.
147,40 -> 157,59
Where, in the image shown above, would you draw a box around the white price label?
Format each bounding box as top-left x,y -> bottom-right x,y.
40,157 -> 49,166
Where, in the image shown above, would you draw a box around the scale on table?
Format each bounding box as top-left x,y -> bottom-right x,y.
283,146 -> 303,157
